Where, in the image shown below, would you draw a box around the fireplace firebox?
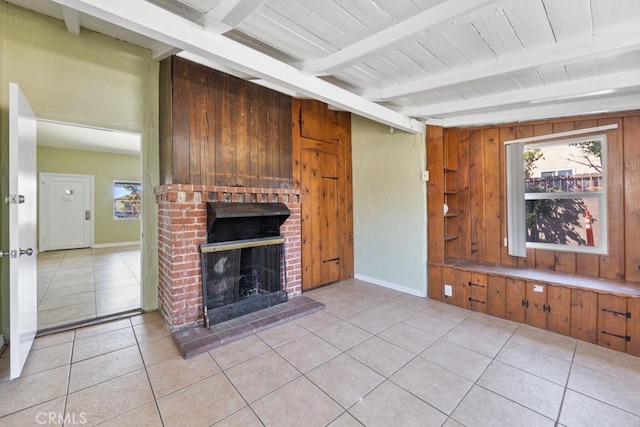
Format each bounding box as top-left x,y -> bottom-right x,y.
200,202 -> 291,327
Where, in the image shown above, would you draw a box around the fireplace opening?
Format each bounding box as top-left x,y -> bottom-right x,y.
200,202 -> 291,327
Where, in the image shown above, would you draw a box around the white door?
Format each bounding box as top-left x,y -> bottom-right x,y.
40,173 -> 93,251
8,83 -> 38,380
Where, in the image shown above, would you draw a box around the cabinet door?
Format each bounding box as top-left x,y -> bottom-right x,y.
505,278 -> 526,323
525,282 -> 547,329
597,294 -> 628,352
441,266 -> 456,305
570,289 -> 598,343
627,298 -> 640,356
469,272 -> 488,313
487,275 -> 506,318
428,265 -> 442,301
455,270 -> 471,309
547,285 -> 571,336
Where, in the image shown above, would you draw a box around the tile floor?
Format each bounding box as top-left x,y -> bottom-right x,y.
37,245 -> 141,330
1,278 -> 640,426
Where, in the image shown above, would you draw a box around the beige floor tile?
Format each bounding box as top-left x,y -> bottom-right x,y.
459,313 -> 519,341
509,326 -> 577,361
74,318 -> 132,340
391,357 -> 473,415
38,291 -> 95,311
69,346 -> 144,392
346,310 -> 399,334
147,352 -> 220,398
568,363 -> 640,416
213,407 -> 263,427
0,357 -> 9,383
323,299 -> 370,319
43,283 -> 94,299
225,350 -> 300,403
420,340 -> 491,382
294,310 -> 340,332
0,365 -> 69,417
452,385 -> 555,427
306,353 -> 384,408
364,301 -> 417,321
314,320 -> 372,351
420,300 -> 472,324
275,334 -> 341,373
0,396 -> 65,427
252,376 -> 343,426
65,369 -> 154,426
497,340 -> 571,385
31,332 -> 74,351
72,327 -> 137,362
377,322 -> 440,354
347,336 -> 414,377
349,380 -> 447,427
94,277 -> 139,291
129,311 -> 162,326
210,335 -> 271,370
573,340 -> 640,385
256,321 -> 310,348
477,361 -> 564,419
442,324 -> 508,358
21,341 -> 73,377
138,335 -> 182,367
38,302 -> 96,329
99,401 -> 163,427
327,412 -> 363,427
559,390 -> 640,427
442,418 -> 466,427
402,311 -> 459,337
157,374 -> 246,427
132,319 -> 170,343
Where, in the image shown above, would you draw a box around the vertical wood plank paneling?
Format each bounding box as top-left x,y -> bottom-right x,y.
190,65 -> 206,184
627,298 -> 640,356
291,99 -> 302,190
484,128 -> 501,264
515,125 -> 536,269
159,58 -> 174,185
235,81 -> 250,187
624,116 -> 640,282
470,272 -> 488,313
599,118 -> 624,280
204,67 -> 217,185
445,129 -> 460,259
428,264 -> 442,301
263,90 -> 277,188
597,294 -> 628,352
547,285 -> 571,336
246,83 -> 258,187
505,278 -> 526,323
487,275 -> 506,318
469,130 -> 485,261
256,85 -> 269,188
574,119 -> 601,277
457,131 -> 471,260
551,122 -> 577,274
570,289 -> 598,343
171,56 -> 191,184
525,281 -> 547,329
500,126 -> 518,266
427,126 -> 445,264
441,266 -> 456,304
532,124 -> 556,272
455,269 -> 471,309
340,112 -> 354,279
279,96 -> 293,188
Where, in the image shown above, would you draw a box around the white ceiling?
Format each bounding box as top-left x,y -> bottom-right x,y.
7,0 -> 640,132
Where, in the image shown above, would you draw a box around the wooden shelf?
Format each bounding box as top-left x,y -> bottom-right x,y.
444,189 -> 457,195
444,213 -> 459,218
444,235 -> 459,242
444,167 -> 457,173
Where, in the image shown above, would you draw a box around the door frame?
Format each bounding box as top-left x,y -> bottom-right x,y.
39,172 -> 95,252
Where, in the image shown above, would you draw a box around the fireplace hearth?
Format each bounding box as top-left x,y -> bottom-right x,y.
200,202 -> 291,327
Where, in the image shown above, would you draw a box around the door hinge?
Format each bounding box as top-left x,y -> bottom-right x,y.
4,194 -> 25,204
521,299 -> 529,308
601,307 -> 631,318
85,210 -> 91,220
601,331 -> 631,342
543,304 -> 552,313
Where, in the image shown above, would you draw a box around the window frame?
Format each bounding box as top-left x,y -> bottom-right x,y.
113,180 -> 142,220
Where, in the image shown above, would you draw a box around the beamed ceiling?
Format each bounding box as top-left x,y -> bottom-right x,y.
7,0 -> 640,133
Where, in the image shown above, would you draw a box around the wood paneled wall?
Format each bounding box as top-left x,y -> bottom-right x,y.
159,56 -> 292,188
427,111 -> 640,283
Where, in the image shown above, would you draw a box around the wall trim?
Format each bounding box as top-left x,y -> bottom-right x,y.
93,241 -> 140,248
354,274 -> 427,297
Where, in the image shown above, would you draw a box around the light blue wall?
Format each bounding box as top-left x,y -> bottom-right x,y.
352,115 -> 428,296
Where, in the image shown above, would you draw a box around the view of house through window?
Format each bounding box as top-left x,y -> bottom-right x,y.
113,181 -> 141,219
523,136 -> 607,253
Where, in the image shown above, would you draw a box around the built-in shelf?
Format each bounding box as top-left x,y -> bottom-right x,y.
444,235 -> 459,242
444,189 -> 457,195
444,213 -> 459,218
444,167 -> 457,173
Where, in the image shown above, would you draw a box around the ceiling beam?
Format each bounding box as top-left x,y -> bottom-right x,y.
298,0 -> 494,76
53,0 -> 423,134
401,70 -> 640,116
363,27 -> 640,101
436,94 -> 640,128
198,0 -> 266,34
151,44 -> 182,61
60,5 -> 81,35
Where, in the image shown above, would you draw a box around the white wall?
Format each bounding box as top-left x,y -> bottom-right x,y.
351,115 -> 427,296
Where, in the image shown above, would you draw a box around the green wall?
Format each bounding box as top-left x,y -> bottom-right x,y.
37,146 -> 141,245
352,115 -> 428,296
0,3 -> 159,337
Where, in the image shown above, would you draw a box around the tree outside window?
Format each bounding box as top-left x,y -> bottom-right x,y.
113,181 -> 141,220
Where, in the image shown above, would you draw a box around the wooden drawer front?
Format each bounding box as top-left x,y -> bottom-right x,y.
570,289 -> 598,343
597,294 -> 629,352
441,266 -> 456,305
546,285 -> 571,336
525,282 -> 547,329
428,265 -> 442,301
455,270 -> 471,309
487,275 -> 506,318
469,273 -> 488,313
505,278 -> 526,323
627,298 -> 640,356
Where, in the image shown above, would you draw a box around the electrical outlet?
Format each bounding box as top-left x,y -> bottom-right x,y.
444,284 -> 453,297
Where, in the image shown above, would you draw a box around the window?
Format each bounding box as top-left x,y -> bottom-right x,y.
507,135 -> 607,256
113,181 -> 141,220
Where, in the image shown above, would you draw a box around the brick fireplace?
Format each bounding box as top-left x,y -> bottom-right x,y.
155,184 -> 301,331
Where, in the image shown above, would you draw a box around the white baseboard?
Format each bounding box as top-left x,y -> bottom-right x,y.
354,274 -> 427,298
93,241 -> 141,248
